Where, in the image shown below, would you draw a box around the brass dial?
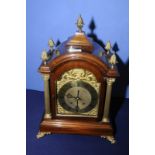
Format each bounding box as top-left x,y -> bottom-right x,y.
58,81 -> 98,113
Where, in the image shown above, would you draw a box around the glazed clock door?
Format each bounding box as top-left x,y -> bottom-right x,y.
56,68 -> 101,118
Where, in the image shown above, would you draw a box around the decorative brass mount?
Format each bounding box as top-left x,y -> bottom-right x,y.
36,131 -> 51,139
101,136 -> 116,144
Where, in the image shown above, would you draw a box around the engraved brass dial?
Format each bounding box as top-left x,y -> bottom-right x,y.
58,81 -> 98,113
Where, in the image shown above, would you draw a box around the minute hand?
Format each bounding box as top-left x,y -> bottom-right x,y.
75,90 -> 80,112
77,90 -> 80,98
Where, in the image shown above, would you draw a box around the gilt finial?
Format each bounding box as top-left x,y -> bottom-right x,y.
105,41 -> 111,54
98,50 -> 103,57
55,50 -> 60,56
76,15 -> 84,32
48,39 -> 55,50
41,49 -> 49,65
109,51 -> 118,68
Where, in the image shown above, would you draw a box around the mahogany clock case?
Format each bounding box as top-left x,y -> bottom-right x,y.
39,51 -> 118,136
38,16 -> 119,139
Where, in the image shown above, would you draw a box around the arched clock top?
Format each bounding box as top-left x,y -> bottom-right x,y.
39,52 -> 119,78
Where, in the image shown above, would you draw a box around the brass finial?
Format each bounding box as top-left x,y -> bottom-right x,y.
98,50 -> 103,57
55,50 -> 60,56
41,49 -> 49,65
105,41 -> 111,54
48,39 -> 55,50
109,51 -> 118,68
76,15 -> 84,32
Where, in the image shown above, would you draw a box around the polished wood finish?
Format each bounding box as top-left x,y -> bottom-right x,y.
39,52 -> 119,77
66,32 -> 93,52
38,51 -> 119,137
40,119 -> 113,136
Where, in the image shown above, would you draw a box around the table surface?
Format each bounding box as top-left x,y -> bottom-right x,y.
26,89 -> 129,155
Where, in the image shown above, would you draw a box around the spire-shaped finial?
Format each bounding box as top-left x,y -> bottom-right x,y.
109,51 -> 118,68
105,41 -> 111,51
48,39 -> 55,50
105,41 -> 111,54
41,49 -> 49,65
76,15 -> 84,32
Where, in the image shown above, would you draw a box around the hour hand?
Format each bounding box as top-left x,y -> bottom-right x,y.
66,93 -> 76,99
66,93 -> 82,100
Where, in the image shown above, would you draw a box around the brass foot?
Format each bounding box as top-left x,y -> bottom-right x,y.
101,136 -> 116,144
36,131 -> 51,139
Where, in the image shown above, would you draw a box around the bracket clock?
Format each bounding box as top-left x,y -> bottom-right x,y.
37,16 -> 119,144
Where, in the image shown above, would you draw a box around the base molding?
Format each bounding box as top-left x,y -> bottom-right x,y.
39,119 -> 114,136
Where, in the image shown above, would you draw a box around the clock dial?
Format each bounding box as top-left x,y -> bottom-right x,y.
58,81 -> 98,113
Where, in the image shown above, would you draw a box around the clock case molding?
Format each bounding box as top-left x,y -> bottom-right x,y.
37,16 -> 119,143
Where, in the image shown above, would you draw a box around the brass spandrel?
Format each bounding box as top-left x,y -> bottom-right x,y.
57,69 -> 99,92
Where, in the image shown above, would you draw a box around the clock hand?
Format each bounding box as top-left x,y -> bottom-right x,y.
75,99 -> 79,112
66,90 -> 83,112
77,90 -> 80,98
66,93 -> 76,99
75,90 -> 81,100
66,92 -> 82,109
75,90 -> 81,112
